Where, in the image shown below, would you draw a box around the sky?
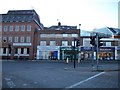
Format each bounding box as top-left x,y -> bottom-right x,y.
0,0 -> 119,31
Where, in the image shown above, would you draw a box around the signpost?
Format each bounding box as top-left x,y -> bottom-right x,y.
96,33 -> 99,70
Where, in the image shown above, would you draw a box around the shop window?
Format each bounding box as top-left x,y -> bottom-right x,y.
3,48 -> 6,54
21,48 -> 24,54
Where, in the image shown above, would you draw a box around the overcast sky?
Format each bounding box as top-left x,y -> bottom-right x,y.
0,0 -> 119,30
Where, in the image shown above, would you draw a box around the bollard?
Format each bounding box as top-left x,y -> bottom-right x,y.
66,58 -> 69,64
78,59 -> 80,63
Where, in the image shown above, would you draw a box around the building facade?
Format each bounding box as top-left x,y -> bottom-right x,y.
80,26 -> 120,60
0,10 -> 43,60
37,23 -> 82,60
80,37 -> 118,60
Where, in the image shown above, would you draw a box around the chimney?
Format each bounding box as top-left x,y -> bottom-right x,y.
58,22 -> 61,26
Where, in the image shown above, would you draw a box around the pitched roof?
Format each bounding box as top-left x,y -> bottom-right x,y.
107,27 -> 120,34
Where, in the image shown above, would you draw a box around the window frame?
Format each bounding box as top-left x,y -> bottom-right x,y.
27,25 -> 31,31
21,25 -> 25,31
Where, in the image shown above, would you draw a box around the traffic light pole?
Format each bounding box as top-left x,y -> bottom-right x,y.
96,33 -> 99,70
74,38 -> 76,69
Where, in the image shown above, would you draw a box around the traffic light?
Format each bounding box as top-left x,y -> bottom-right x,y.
76,39 -> 80,47
98,37 -> 103,47
90,36 -> 96,46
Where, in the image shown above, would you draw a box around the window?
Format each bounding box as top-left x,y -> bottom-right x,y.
3,48 -> 6,54
72,34 -> 78,37
26,36 -> 31,42
9,26 -> 13,31
62,41 -> 68,46
0,26 -> 2,31
21,25 -> 25,31
15,25 -> 19,31
106,42 -> 111,46
49,34 -> 55,37
27,25 -> 31,31
20,36 -> 24,43
4,26 -> 8,32
50,41 -> 56,46
40,41 -> 46,46
27,48 -> 29,54
63,34 -> 68,37
8,37 -> 12,42
72,41 -> 77,46
56,34 -> 62,38
40,34 -> 47,38
21,48 -> 24,54
14,37 -> 18,42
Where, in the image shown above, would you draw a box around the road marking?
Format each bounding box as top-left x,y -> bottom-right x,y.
65,72 -> 105,89
4,77 -> 16,88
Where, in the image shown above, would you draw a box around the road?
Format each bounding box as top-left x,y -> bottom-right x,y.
2,60 -> 120,89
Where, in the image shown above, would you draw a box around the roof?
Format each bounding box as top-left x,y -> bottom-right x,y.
45,25 -> 77,30
1,10 -> 44,30
81,30 -> 91,36
107,27 -> 120,34
44,22 -> 77,30
2,14 -> 33,22
91,27 -> 120,37
7,10 -> 36,15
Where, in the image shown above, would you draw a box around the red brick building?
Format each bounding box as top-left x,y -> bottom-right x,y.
0,10 -> 43,60
37,23 -> 82,60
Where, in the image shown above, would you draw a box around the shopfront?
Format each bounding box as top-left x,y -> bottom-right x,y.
37,46 -> 60,60
80,46 -> 93,60
98,47 -> 115,60
60,47 -> 79,60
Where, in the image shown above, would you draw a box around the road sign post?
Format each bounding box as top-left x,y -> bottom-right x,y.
74,38 -> 76,68
96,33 -> 99,70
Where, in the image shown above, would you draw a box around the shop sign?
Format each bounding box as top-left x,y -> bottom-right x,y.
117,47 -> 120,50
81,47 -> 92,51
38,46 -> 59,51
99,47 -> 115,52
60,47 -> 72,50
13,43 -> 32,46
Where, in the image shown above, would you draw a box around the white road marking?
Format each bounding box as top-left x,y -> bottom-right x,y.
65,72 -> 105,89
4,77 -> 16,88
23,83 -> 27,86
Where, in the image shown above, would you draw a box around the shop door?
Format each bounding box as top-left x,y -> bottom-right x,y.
54,51 -> 58,60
